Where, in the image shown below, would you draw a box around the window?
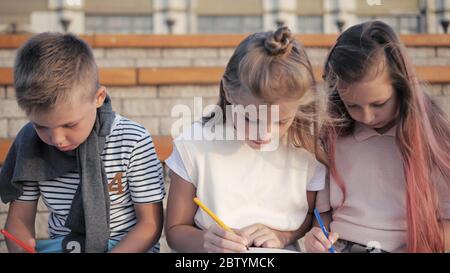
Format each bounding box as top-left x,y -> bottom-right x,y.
85,15 -> 153,34
435,0 -> 449,33
298,16 -> 323,33
358,15 -> 420,33
197,16 -> 262,33
399,15 -> 421,33
436,0 -> 446,11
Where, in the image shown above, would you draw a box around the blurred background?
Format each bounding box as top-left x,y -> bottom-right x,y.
1,0 -> 450,35
1,0 -> 450,253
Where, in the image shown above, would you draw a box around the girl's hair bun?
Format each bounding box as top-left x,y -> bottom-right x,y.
264,26 -> 293,56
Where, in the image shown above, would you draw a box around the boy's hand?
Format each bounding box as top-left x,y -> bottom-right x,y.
9,238 -> 36,253
304,227 -> 339,253
18,238 -> 36,253
27,238 -> 36,253
239,223 -> 286,249
4,200 -> 38,253
203,224 -> 248,253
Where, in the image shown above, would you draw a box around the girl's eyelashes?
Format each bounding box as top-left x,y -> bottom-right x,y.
372,100 -> 389,108
372,103 -> 386,108
345,100 -> 389,109
244,116 -> 290,124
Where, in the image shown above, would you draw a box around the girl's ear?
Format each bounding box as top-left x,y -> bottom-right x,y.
95,86 -> 107,108
221,80 -> 233,104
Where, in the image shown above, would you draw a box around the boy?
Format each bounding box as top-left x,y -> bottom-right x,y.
0,33 -> 165,253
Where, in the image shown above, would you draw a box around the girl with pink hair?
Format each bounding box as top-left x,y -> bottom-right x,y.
304,21 -> 450,253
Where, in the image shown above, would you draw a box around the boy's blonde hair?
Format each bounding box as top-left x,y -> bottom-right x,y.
14,32 -> 99,115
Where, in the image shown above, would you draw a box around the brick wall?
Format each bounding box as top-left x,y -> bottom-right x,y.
1,34 -> 450,252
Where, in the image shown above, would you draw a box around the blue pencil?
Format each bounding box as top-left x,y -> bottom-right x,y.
313,208 -> 336,253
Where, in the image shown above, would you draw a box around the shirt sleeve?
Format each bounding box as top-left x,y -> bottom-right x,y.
165,145 -> 192,183
315,177 -> 331,213
307,162 -> 326,191
127,131 -> 165,204
17,181 -> 40,201
170,124 -> 201,187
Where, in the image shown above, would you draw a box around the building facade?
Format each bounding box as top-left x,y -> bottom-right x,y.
1,0 -> 450,34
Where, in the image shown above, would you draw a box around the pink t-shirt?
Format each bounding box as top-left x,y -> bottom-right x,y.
316,122 -> 450,252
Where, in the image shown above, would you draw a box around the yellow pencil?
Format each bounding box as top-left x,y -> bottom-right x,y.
193,197 -> 231,231
193,197 -> 249,250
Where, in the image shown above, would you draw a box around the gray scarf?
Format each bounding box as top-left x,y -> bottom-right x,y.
0,96 -> 115,253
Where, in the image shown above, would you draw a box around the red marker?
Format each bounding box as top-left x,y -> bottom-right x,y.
0,229 -> 36,253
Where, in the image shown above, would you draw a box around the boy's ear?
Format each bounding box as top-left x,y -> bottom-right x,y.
95,86 -> 107,108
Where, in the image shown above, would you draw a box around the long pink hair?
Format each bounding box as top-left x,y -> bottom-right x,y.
322,21 -> 450,252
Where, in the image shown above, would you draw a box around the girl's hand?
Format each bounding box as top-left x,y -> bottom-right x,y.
304,227 -> 339,253
239,224 -> 286,249
203,224 -> 249,253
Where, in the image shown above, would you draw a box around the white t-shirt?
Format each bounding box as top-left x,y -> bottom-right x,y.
18,114 -> 166,252
165,121 -> 326,231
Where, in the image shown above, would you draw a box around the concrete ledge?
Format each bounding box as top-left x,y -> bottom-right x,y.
2,66 -> 450,85
139,67 -> 224,85
2,34 -> 450,48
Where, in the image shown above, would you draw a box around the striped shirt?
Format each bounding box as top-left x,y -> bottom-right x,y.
18,114 -> 165,252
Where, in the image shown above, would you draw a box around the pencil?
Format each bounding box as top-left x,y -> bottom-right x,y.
313,209 -> 336,253
193,197 -> 249,250
0,229 -> 36,253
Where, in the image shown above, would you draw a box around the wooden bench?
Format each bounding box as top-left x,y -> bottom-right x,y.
0,136 -> 173,167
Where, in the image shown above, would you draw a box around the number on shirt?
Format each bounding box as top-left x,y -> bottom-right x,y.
66,241 -> 81,253
108,172 -> 124,194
